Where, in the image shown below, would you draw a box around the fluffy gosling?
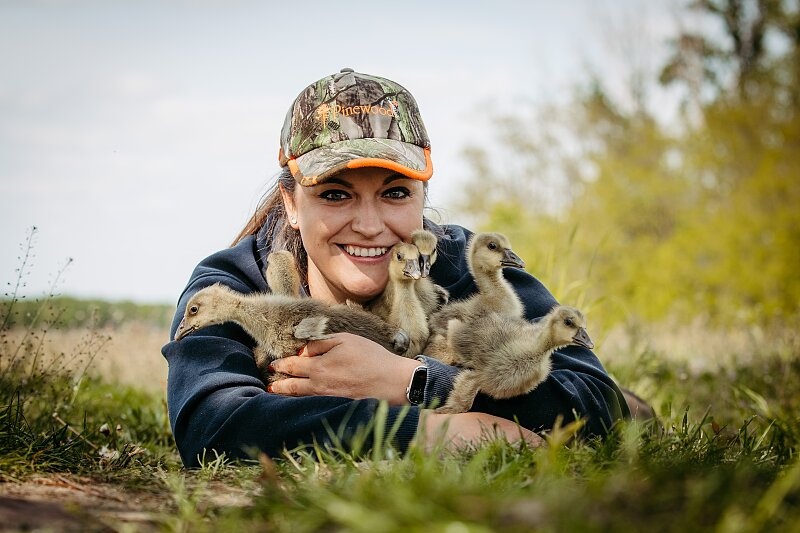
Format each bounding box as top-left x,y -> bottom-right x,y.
363,242 -> 429,357
410,229 -> 450,315
435,306 -> 594,414
174,283 -> 411,382
425,232 -> 525,363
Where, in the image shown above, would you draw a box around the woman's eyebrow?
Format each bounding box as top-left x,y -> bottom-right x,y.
382,173 -> 408,185
323,177 -> 354,188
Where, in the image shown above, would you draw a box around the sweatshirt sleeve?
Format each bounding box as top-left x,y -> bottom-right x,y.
162,244 -> 419,467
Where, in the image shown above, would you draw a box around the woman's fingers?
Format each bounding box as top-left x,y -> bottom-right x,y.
269,355 -> 313,377
301,333 -> 345,357
268,377 -> 313,396
416,412 -> 546,452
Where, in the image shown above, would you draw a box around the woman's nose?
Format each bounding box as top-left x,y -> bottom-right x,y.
351,200 -> 385,238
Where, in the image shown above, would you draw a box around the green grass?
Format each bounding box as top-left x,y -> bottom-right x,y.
4,332 -> 798,531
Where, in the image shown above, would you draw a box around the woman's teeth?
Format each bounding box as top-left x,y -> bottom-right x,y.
344,245 -> 388,257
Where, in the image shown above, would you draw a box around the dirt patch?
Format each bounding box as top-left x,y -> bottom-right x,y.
0,474 -> 255,531
0,475 -> 166,531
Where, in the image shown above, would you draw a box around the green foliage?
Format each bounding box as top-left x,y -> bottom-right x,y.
0,296 -> 173,330
458,1 -> 800,329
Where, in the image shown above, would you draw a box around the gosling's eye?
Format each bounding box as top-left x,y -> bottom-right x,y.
564,318 -> 574,327
189,305 -> 199,315
396,252 -> 403,261
487,242 -> 498,251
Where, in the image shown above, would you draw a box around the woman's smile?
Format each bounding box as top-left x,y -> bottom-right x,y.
338,244 -> 391,259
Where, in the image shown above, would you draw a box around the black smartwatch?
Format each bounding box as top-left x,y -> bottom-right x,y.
406,365 -> 428,405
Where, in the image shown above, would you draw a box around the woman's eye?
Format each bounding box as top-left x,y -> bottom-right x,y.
319,189 -> 350,201
383,187 -> 411,200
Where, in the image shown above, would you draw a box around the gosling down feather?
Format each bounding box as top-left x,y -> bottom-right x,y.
265,250 -> 302,297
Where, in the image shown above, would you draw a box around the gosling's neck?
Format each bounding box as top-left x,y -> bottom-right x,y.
385,277 -> 420,315
536,319 -> 570,355
474,267 -> 523,315
209,292 -> 260,335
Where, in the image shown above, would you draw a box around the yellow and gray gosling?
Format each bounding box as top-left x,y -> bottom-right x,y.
363,242 -> 429,358
410,229 -> 450,316
174,283 -> 410,383
435,306 -> 593,414
424,232 -> 525,364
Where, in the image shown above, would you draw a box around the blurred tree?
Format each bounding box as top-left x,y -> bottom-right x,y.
459,0 -> 799,328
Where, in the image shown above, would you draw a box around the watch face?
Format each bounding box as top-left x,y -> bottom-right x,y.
408,385 -> 424,405
407,366 -> 427,405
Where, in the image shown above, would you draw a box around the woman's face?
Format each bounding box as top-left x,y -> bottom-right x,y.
281,167 -> 425,304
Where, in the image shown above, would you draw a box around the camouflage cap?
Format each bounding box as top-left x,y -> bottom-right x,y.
279,69 -> 433,186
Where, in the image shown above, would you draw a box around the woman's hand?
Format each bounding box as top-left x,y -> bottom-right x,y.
267,332 -> 421,406
416,411 -> 545,451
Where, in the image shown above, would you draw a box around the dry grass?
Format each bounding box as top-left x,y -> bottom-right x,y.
599,317 -> 800,369
2,322 -> 170,395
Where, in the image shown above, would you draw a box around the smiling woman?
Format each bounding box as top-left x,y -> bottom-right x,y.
161,69 -> 629,467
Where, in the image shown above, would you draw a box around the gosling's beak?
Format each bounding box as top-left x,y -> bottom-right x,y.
418,254 -> 432,277
174,318 -> 195,341
403,259 -> 421,280
572,327 -> 594,350
501,249 -> 525,269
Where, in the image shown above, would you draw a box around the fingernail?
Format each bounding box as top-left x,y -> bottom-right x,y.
297,345 -> 304,356
267,363 -> 275,372
267,384 -> 273,393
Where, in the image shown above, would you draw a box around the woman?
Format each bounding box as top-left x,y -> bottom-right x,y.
162,69 -> 629,467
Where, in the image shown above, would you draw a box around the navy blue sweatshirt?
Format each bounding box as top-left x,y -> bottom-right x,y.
162,224 -> 629,467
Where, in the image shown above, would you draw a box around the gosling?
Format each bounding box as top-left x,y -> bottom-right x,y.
265,250 -> 302,297
425,232 -> 525,363
410,229 -> 450,315
174,283 -> 410,382
363,242 -> 429,358
435,306 -> 594,414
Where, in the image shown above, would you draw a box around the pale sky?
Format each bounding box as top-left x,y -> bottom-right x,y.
0,0 -> 684,304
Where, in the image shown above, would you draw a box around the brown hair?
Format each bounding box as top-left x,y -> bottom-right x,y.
231,167 -> 308,283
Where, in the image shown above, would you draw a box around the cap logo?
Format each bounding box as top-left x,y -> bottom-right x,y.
315,100 -> 399,124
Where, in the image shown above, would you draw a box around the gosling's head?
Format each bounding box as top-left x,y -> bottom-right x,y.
174,283 -> 238,341
266,250 -> 300,296
388,242 -> 422,281
468,232 -> 525,275
545,306 -> 594,350
411,229 -> 438,277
